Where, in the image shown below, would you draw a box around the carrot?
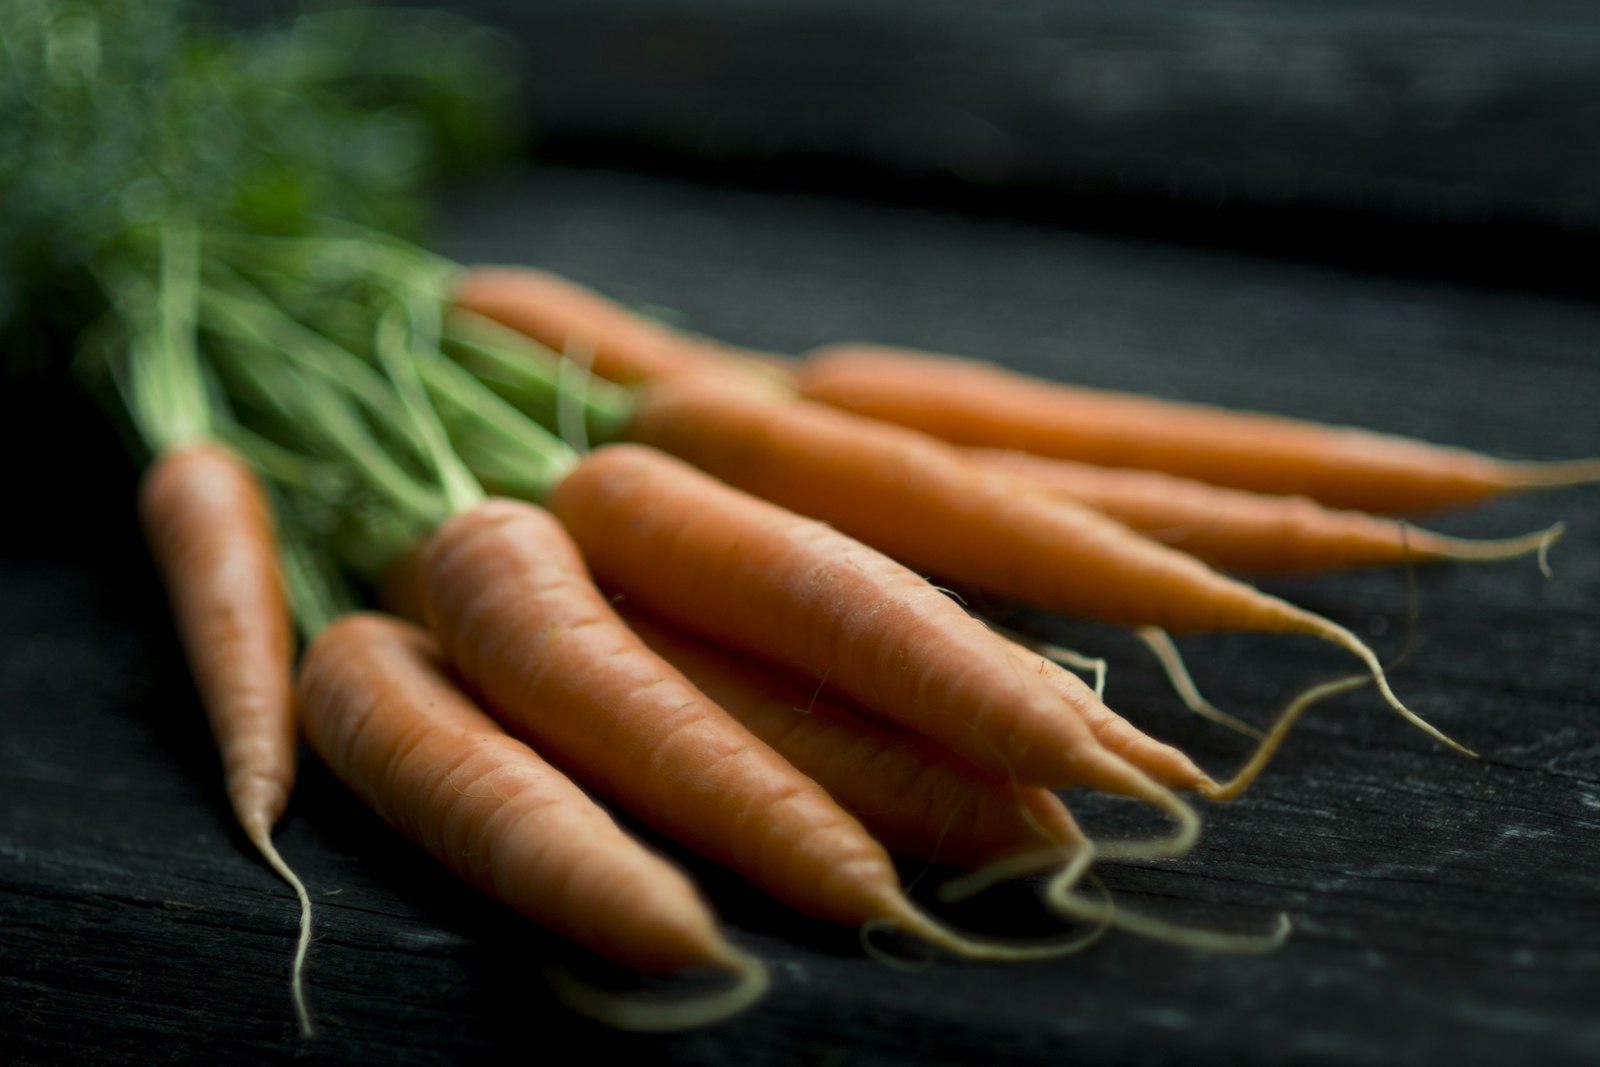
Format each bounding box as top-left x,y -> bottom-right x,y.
295,612 -> 769,1030
615,602 -> 1089,874
794,343 -> 1600,514
548,445 -> 1197,815
615,376 -> 1469,761
428,306 -> 1456,782
138,442 -> 313,1034
452,266 -> 784,385
420,493 -> 1156,959
970,448 -> 1564,574
617,604 -> 1300,953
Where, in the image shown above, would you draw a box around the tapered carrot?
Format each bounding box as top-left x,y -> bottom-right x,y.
452,266 -> 783,385
426,312 -> 1456,780
420,494 -> 1165,958
970,448 -> 1564,574
616,603 -> 1089,873
139,442 -> 312,1034
296,612 -> 768,1030
622,604 -> 1296,954
547,445 -> 1199,817
795,344 -> 1600,514
616,377 -> 1467,759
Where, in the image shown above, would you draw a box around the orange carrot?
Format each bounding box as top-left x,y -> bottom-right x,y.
969,448 -> 1564,573
547,445 -> 1195,815
795,343 -> 1600,514
138,442 -> 312,1034
617,603 -> 1088,873
296,612 -> 768,1030
420,493 -> 1164,958
452,266 -> 783,385
619,605 -> 1300,953
617,377 -> 1468,761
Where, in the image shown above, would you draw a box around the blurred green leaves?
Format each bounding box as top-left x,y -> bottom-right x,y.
0,0 -> 523,369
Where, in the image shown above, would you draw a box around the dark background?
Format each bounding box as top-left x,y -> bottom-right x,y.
6,3 -> 1600,1064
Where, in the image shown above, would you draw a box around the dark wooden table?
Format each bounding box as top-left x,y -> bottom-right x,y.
6,162 -> 1600,1065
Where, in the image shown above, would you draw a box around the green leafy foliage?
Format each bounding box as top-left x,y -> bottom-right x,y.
0,0 -> 522,368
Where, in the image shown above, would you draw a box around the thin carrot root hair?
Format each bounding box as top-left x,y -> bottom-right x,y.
1132,626 -> 1264,741
1279,604 -> 1475,759
1048,874 -> 1293,955
940,777 -> 1201,903
1504,457 -> 1600,493
1538,522 -> 1562,580
860,889 -> 1112,967
986,621 -> 1109,698
247,825 -> 315,1036
1203,674 -> 1374,802
1417,520 -> 1565,574
1082,781 -> 1204,864
936,843 -> 1096,905
542,945 -> 772,1033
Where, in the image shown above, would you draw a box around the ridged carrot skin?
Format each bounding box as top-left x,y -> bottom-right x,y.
139,443 -> 296,841
624,378 -> 1348,639
419,497 -> 931,932
971,448 -> 1562,573
795,343 -> 1600,514
297,613 -> 738,976
619,604 -> 1087,872
620,379 -> 1462,757
545,443 -> 1180,809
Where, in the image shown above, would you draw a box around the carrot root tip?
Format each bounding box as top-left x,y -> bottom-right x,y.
1537,521 -> 1564,580
1321,618 -> 1477,759
1048,875 -> 1293,955
1203,674 -> 1371,802
1133,627 -> 1263,741
248,829 -> 315,1038
542,946 -> 771,1032
936,844 -> 1093,905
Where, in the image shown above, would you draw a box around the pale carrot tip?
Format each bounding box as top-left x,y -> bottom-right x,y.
1316,617 -> 1477,761
1047,877 -> 1293,955
936,845 -> 1090,905
1425,520 -> 1565,567
1511,457 -> 1600,490
542,946 -> 771,1032
1133,627 -> 1263,740
872,902 -> 1110,964
1206,674 -> 1370,802
1089,783 -> 1203,863
248,828 -> 315,1038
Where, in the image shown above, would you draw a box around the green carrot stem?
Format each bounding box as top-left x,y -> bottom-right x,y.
416,346 -> 579,499
373,301 -> 484,516
442,308 -> 634,443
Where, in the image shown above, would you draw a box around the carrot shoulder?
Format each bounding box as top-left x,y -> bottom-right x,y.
795,343 -> 1600,514
296,612 -> 767,1029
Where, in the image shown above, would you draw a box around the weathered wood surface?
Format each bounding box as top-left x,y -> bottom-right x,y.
4,163 -> 1599,1065
453,0 -> 1600,295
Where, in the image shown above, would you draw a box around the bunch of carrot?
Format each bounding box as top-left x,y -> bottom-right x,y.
22,0 -> 1596,1044
106,218 -> 1592,1035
